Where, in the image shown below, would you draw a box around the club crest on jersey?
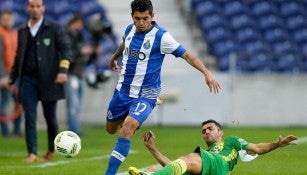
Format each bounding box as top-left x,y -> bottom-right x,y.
107,111 -> 113,120
143,40 -> 151,50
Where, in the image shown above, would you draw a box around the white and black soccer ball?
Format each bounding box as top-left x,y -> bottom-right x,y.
54,131 -> 81,158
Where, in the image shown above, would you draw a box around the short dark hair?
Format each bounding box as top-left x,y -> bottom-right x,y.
68,15 -> 83,26
27,0 -> 44,5
131,0 -> 153,14
202,119 -> 222,130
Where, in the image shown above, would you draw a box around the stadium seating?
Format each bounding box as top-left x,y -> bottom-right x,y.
258,14 -> 283,31
230,14 -> 254,30
200,13 -> 226,32
249,0 -> 277,17
191,0 -> 307,73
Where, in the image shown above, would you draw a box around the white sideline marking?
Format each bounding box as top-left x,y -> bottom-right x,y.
295,136 -> 307,144
3,155 -> 111,169
28,150 -> 139,168
30,155 -> 109,168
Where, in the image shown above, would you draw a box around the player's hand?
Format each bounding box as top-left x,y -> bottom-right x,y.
142,131 -> 156,149
55,73 -> 67,84
277,135 -> 298,147
109,58 -> 119,72
204,70 -> 221,94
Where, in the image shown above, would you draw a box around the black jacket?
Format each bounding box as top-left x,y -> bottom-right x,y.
10,19 -> 72,101
67,30 -> 87,78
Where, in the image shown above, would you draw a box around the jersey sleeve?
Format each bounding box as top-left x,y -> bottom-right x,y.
122,23 -> 134,41
227,136 -> 249,151
160,32 -> 186,57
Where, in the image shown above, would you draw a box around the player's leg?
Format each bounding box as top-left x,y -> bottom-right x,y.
129,153 -> 202,175
106,119 -> 125,134
128,159 -> 187,175
106,97 -> 156,175
105,91 -> 132,174
105,90 -> 128,134
156,159 -> 188,174
105,116 -> 140,175
154,153 -> 202,175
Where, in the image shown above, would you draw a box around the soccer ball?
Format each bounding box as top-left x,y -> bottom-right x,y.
54,131 -> 81,158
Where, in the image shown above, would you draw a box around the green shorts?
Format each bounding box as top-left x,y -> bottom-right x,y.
195,147 -> 228,175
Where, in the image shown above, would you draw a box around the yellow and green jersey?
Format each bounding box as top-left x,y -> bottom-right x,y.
195,136 -> 249,175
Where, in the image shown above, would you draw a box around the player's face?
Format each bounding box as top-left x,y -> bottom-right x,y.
27,0 -> 45,21
202,122 -> 223,146
131,10 -> 154,32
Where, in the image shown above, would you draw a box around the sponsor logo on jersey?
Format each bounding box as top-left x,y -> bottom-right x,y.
125,47 -> 146,60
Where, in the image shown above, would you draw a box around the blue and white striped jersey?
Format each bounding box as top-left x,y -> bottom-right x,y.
116,21 -> 186,99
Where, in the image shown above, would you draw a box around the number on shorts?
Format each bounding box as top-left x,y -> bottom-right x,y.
134,102 -> 147,114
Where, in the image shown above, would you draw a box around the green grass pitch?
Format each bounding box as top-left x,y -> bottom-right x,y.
0,126 -> 306,175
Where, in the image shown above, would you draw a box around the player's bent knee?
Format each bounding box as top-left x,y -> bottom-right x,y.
179,153 -> 202,170
106,125 -> 118,134
106,128 -> 117,134
106,120 -> 123,134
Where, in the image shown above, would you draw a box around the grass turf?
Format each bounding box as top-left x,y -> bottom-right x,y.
0,126 -> 306,175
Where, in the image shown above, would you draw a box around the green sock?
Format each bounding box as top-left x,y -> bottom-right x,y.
154,159 -> 187,175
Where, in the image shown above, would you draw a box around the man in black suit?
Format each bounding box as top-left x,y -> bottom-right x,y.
9,0 -> 72,162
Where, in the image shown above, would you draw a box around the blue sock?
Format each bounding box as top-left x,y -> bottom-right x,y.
105,137 -> 131,175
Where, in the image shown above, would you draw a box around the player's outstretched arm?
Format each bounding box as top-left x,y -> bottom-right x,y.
247,135 -> 297,155
181,51 -> 221,94
143,131 -> 172,166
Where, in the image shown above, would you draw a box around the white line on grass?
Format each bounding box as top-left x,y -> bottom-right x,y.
29,150 -> 139,168
4,149 -> 153,174
294,136 -> 307,144
3,155 -> 110,170
29,155 -> 110,168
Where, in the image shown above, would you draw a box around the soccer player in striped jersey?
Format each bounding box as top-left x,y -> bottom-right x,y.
105,0 -> 220,174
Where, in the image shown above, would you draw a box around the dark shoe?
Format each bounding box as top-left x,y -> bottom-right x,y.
25,153 -> 39,162
42,151 -> 54,161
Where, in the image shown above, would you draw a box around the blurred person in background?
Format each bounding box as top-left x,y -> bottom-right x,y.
105,0 -> 220,174
84,13 -> 117,89
65,15 -> 92,136
0,10 -> 21,138
8,0 -> 71,162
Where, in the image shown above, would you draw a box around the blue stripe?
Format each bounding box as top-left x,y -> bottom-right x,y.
121,29 -> 146,95
143,27 -> 165,88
